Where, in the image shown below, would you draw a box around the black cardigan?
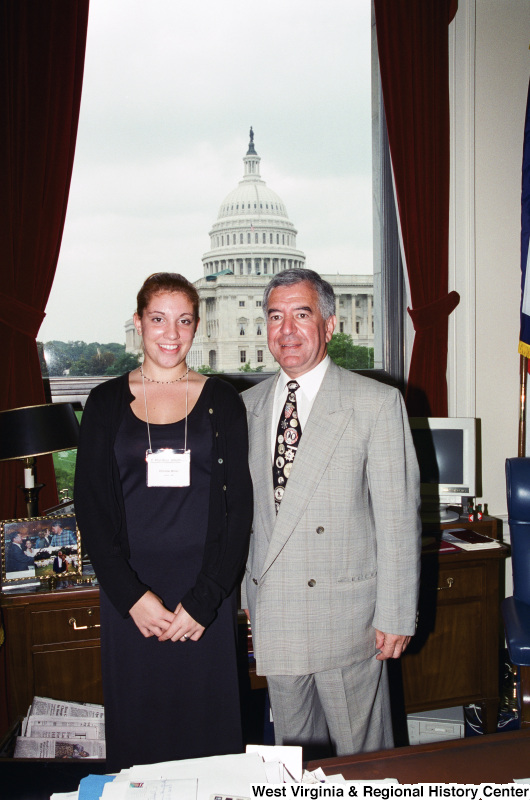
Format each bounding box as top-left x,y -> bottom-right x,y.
74,373 -> 253,627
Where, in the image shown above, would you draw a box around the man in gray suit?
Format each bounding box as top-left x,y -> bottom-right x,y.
241,268 -> 421,757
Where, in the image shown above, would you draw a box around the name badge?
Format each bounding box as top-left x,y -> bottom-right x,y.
146,449 -> 191,487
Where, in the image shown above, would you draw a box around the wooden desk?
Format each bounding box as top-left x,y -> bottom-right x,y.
307,729 -> 530,783
0,585 -> 262,737
392,542 -> 509,737
0,584 -> 103,733
0,523 -> 507,740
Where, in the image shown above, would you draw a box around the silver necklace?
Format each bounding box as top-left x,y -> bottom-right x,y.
140,365 -> 189,384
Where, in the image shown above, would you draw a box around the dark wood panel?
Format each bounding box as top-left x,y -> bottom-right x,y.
307,730 -> 530,784
402,599 -> 484,707
33,645 -> 104,705
432,564 -> 483,601
31,606 -> 101,645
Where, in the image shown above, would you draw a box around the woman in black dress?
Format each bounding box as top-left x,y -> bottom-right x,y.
74,273 -> 252,771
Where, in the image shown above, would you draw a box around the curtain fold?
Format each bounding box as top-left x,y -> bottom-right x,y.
374,0 -> 459,416
0,0 -> 89,519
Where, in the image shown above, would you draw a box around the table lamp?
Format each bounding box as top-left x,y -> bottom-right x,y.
0,402 -> 80,517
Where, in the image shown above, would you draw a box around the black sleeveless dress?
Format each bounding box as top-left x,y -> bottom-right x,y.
99,379 -> 242,771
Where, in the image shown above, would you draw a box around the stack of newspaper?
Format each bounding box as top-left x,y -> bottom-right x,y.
13,695 -> 106,759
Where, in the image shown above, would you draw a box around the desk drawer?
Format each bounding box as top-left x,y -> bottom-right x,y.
422,565 -> 483,601
31,607 -> 101,645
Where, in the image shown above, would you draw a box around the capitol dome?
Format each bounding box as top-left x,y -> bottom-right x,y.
202,129 -> 305,278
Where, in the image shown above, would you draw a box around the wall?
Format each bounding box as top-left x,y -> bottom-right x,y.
449,0 -> 529,516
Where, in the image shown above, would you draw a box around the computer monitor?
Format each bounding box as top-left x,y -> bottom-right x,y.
408,417 -> 477,523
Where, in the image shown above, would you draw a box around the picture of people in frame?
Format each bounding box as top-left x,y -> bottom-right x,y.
1,515 -> 80,583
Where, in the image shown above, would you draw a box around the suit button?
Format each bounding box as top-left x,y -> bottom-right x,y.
308,579 -> 316,587
316,526 -> 324,534
253,578 -> 258,585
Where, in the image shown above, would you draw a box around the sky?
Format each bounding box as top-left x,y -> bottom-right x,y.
38,0 -> 373,345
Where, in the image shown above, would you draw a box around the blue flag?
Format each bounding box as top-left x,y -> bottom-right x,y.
519,78 -> 530,357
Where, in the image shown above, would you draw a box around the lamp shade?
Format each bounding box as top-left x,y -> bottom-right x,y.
0,403 -> 80,461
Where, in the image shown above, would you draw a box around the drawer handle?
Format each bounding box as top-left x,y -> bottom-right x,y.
68,616 -> 100,631
437,577 -> 454,591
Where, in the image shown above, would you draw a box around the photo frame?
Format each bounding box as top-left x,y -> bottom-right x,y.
1,514 -> 81,584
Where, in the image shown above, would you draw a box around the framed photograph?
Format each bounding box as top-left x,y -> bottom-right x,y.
1,514 -> 81,584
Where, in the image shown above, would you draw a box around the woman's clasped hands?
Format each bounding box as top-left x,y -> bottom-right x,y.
129,591 -> 205,643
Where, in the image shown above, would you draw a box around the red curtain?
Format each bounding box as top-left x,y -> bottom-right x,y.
374,0 -> 459,416
0,1 -> 89,519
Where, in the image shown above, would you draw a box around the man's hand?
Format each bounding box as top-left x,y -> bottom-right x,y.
158,603 -> 205,643
129,591 -> 175,638
375,629 -> 411,660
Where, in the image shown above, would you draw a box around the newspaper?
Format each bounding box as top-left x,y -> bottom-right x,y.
24,717 -> 105,740
13,736 -> 106,759
14,695 -> 106,759
29,695 -> 105,719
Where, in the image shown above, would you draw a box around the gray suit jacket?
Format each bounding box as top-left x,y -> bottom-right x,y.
241,360 -> 421,676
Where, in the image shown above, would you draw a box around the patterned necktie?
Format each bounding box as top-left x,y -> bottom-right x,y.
273,380 -> 302,513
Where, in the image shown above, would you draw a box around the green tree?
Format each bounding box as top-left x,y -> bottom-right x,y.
39,341 -> 73,376
68,357 -> 92,376
105,352 -> 141,375
40,340 -> 130,376
197,365 -> 217,374
101,342 -> 128,357
87,351 -> 116,375
327,333 -> 374,369
238,361 -> 264,373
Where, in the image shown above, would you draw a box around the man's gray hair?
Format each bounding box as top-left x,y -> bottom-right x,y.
263,268 -> 336,319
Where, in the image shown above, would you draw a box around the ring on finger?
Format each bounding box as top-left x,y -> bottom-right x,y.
182,634 -> 190,640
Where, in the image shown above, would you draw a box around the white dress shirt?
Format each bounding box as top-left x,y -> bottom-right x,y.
270,355 -> 330,460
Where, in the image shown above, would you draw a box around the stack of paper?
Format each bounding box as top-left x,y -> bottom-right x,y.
14,695 -> 106,759
441,528 -> 502,551
49,746 -> 399,800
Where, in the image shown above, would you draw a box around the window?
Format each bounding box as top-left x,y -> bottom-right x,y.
240,324 -> 245,335
257,350 -> 263,363
240,350 -> 246,363
239,300 -> 245,307
40,2 -> 402,394
256,300 -> 262,307
257,325 -> 262,335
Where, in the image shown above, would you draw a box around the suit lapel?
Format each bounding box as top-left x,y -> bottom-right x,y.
261,361 -> 354,576
248,374 -> 278,540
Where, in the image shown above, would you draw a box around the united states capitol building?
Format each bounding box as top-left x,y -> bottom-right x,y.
126,131 -> 374,372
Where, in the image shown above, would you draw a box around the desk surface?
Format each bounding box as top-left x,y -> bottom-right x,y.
307,731 -> 530,783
